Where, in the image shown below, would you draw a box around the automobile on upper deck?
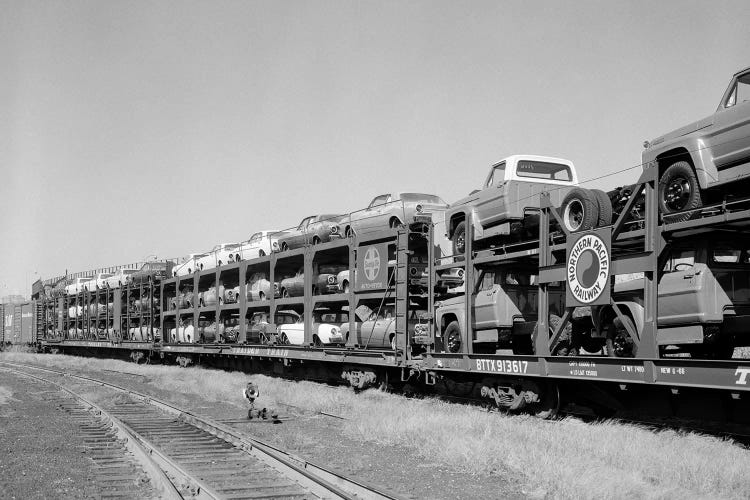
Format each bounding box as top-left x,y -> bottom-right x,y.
343,192 -> 448,236
84,273 -> 114,291
239,231 -> 285,259
643,66 -> 750,222
194,243 -> 243,271
445,155 -> 580,255
172,253 -> 203,277
127,261 -> 172,285
103,268 -> 138,289
65,277 -> 93,295
277,214 -> 345,251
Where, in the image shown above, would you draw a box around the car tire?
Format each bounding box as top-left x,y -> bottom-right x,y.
390,334 -> 397,350
452,221 -> 467,256
591,189 -> 613,227
389,217 -> 402,229
281,242 -> 288,252
560,188 -> 599,233
312,236 -> 321,245
313,335 -> 322,347
658,161 -> 703,223
343,281 -> 350,294
258,291 -> 265,301
345,226 -> 354,238
444,321 -> 461,353
282,288 -> 289,298
605,315 -> 638,358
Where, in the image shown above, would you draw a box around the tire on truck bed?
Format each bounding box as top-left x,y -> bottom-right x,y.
591,188 -> 613,227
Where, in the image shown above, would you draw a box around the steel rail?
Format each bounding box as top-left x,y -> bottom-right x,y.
1,361 -> 403,500
0,366 -> 184,500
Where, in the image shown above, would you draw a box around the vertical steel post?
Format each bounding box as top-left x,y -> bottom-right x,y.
639,168 -> 659,358
463,213 -> 473,355
536,194 -> 551,356
304,248 -> 314,345
238,261 -> 247,343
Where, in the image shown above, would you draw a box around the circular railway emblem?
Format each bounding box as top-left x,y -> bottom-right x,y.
363,247 -> 381,281
567,233 -> 610,304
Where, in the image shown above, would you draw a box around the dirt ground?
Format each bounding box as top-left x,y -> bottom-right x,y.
0,371 -> 102,499
0,360 -> 526,500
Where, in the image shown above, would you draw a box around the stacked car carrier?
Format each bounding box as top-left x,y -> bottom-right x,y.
22,169 -> 750,422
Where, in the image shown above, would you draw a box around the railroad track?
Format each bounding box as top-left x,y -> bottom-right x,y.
1,362 -> 404,500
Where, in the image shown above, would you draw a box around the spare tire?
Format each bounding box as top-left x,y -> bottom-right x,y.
560,188 -> 599,233
591,189 -> 613,227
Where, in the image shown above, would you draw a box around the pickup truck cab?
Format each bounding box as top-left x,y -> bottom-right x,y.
434,267 -> 567,354
644,67 -> 750,222
590,237 -> 750,359
445,155 -> 581,254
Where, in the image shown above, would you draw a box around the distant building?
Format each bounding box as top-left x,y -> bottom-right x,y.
1,294 -> 27,305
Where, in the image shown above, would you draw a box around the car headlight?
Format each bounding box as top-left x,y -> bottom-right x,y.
272,242 -> 279,250
330,225 -> 339,234
331,327 -> 338,335
415,204 -> 423,213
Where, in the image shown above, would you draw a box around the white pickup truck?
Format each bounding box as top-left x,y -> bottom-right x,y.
444,155 -> 610,254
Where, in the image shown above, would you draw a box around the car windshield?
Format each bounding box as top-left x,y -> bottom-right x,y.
726,73 -> 750,107
515,160 -> 572,181
315,312 -> 348,322
712,244 -> 750,264
398,193 -> 446,204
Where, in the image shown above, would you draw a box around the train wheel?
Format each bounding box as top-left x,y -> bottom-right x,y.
532,383 -> 560,420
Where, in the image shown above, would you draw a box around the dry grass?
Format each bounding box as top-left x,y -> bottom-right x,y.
3,351 -> 749,499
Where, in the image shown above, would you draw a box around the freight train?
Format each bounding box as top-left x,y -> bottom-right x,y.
11,67 -> 750,421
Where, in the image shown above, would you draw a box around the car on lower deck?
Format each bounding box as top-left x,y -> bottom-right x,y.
246,272 -> 278,301
593,237 -> 750,359
276,309 -> 343,346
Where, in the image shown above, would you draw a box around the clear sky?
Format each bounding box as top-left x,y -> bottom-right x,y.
1,0 -> 749,296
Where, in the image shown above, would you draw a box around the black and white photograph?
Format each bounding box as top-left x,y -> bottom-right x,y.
2,1 -> 750,498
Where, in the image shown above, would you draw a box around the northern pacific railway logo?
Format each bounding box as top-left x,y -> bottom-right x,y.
364,247 -> 381,281
567,231 -> 610,305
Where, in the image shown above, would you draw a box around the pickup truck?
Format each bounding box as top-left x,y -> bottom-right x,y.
434,267 -> 569,354
584,236 -> 750,359
643,66 -> 750,222
444,155 -> 610,255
